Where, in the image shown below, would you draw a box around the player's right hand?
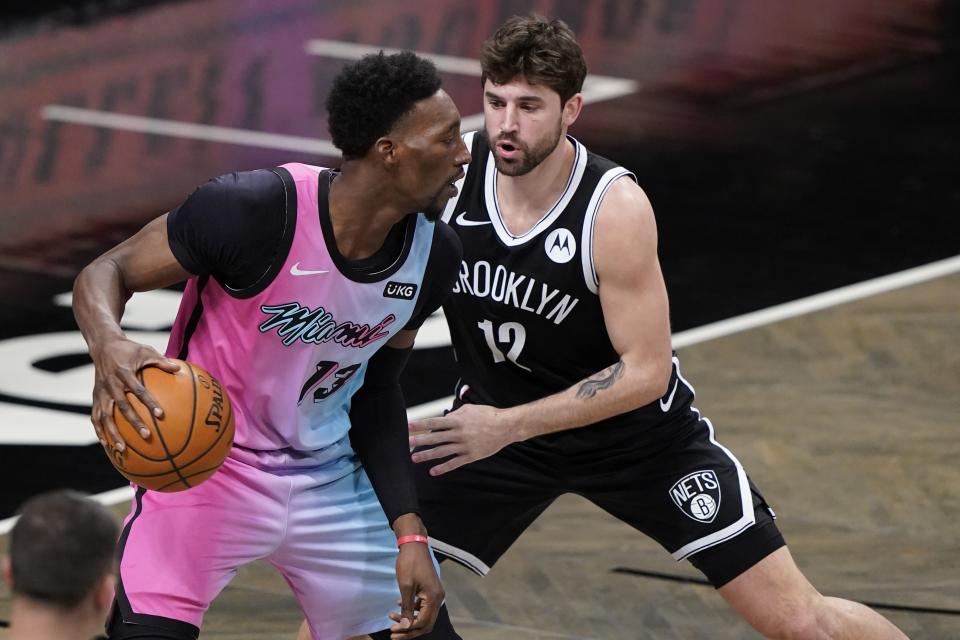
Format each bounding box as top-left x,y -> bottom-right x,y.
90,338 -> 180,452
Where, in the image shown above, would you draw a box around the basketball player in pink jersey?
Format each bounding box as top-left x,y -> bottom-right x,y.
73,51 -> 470,640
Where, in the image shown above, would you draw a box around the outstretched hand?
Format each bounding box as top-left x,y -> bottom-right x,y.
90,338 -> 180,452
409,404 -> 514,475
387,542 -> 444,639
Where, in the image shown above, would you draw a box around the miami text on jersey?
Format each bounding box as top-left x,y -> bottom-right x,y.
259,301 -> 395,348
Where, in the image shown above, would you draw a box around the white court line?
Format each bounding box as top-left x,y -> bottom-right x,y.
407,396 -> 457,421
304,38 -> 638,135
2,253 -> 957,529
416,254 -> 960,424
304,38 -> 639,88
41,105 -> 340,156
42,40 -> 637,156
0,399 -> 475,534
449,616 -> 599,640
305,39 -> 486,76
0,486 -> 135,535
672,254 -> 960,348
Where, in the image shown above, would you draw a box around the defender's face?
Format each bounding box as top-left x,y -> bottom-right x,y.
392,90 -> 471,220
483,77 -> 565,177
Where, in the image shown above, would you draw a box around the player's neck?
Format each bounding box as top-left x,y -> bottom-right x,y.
328,163 -> 408,260
495,136 -> 575,236
9,599 -> 95,640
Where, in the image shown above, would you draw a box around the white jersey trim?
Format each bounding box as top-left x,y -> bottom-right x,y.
485,136 -> 588,247
428,536 -> 491,576
669,356 -> 756,561
580,168 -> 635,295
440,131 -> 477,224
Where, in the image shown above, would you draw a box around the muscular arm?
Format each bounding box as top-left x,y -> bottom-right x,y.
507,178 -> 673,436
73,215 -> 192,448
350,222 -> 461,528
349,225 -> 460,636
349,332 -> 447,637
75,169 -> 286,451
410,178 -> 674,474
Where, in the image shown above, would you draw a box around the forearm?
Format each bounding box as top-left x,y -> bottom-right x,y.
392,512 -> 428,537
507,356 -> 671,441
348,345 -> 420,528
72,258 -> 132,352
500,177 -> 678,440
350,383 -> 420,525
74,215 -> 190,354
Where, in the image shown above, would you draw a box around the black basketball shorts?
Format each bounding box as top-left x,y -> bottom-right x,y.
414,394 -> 784,588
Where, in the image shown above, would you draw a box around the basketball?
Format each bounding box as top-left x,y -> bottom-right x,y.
107,360 -> 234,492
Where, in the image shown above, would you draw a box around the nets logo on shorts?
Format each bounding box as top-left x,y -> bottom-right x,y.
669,470 -> 721,523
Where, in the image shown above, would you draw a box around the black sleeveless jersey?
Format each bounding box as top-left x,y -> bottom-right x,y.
440,132 -> 671,422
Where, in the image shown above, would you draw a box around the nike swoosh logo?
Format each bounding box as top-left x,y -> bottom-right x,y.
290,262 -> 330,276
455,211 -> 492,227
659,378 -> 679,412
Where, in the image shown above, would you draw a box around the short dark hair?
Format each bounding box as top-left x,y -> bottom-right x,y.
327,51 -> 443,159
480,14 -> 587,105
9,490 -> 119,607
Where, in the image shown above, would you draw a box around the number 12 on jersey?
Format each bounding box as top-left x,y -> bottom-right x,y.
477,319 -> 531,372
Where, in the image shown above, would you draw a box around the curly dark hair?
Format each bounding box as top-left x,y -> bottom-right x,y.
480,14 -> 586,104
326,51 -> 442,159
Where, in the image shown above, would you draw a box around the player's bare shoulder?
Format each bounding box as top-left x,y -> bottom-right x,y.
597,176 -> 656,233
593,176 -> 658,279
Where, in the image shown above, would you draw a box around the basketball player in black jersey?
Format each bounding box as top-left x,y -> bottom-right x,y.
405,15 -> 907,639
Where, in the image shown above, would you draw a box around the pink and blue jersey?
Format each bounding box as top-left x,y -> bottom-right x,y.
165,163 -> 434,472
115,164 -> 454,637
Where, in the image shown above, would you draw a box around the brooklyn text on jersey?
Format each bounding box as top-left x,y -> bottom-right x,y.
452,260 -> 580,325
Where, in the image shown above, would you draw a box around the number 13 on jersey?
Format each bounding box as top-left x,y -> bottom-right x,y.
477,319 -> 531,372
297,360 -> 360,404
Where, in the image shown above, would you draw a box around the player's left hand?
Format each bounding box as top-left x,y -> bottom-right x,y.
387,542 -> 444,639
409,404 -> 513,475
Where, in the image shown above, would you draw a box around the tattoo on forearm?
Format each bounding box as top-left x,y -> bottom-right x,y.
576,360 -> 625,399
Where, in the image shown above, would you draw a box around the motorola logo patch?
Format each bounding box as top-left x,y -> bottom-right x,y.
544,228 -> 576,264
383,281 -> 418,300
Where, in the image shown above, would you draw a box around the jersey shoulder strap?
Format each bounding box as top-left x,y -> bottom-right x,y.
578,148 -> 636,294
440,131 -> 483,224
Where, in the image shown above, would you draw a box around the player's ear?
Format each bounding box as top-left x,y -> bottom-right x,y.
94,573 -> 116,615
375,136 -> 399,170
562,93 -> 583,128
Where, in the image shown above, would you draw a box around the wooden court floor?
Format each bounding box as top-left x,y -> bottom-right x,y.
2,273 -> 958,639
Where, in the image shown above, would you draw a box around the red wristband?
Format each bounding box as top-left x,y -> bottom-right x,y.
396,534 -> 429,547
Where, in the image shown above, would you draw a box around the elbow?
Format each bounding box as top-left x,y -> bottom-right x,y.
636,356 -> 673,406
72,256 -> 134,318
72,260 -> 97,304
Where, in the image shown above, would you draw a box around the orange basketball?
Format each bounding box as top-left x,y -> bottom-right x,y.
107,359 -> 234,492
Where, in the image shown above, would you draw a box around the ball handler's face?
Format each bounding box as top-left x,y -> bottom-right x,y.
483,77 -> 578,177
390,90 -> 471,220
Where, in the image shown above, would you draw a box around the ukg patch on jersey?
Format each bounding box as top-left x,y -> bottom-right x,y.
670,470 -> 721,523
383,281 -> 418,300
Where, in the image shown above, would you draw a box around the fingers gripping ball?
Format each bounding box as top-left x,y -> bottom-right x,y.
108,360 -> 234,492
